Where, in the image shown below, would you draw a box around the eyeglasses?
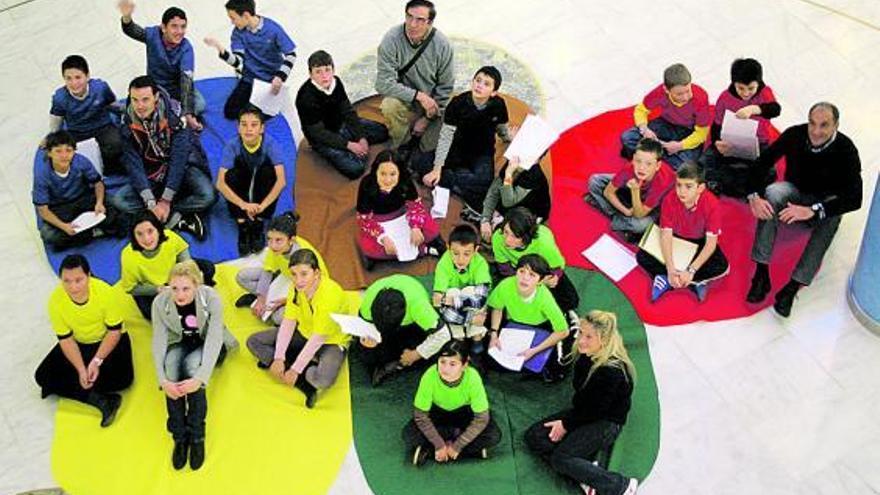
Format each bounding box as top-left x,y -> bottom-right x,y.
405,13 -> 430,25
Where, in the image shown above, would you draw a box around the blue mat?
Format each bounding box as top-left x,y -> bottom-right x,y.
35,77 -> 298,283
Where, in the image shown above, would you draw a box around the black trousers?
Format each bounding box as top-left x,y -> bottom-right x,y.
39,192 -> 127,249
224,79 -> 255,121
525,412 -> 628,495
636,236 -> 729,283
34,332 -> 133,402
224,154 -> 280,220
401,406 -> 502,456
359,323 -> 427,373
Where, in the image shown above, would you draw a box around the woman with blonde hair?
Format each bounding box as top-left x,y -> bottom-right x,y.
524,310 -> 639,495
151,260 -> 238,471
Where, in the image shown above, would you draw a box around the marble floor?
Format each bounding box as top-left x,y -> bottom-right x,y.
1,0 -> 879,493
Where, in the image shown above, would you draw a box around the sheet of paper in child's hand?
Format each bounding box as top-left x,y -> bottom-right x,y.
379,214 -> 419,262
720,110 -> 759,160
503,114 -> 559,170
332,314 -> 382,343
249,79 -> 286,116
431,187 -> 450,218
71,211 -> 105,233
76,138 -> 105,175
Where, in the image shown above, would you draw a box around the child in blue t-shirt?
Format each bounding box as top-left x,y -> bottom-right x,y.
48,55 -> 123,175
216,106 -> 287,256
204,0 -> 297,120
32,131 -> 125,249
118,1 -> 204,129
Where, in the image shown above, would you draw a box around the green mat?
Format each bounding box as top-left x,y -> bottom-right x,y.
349,268 -> 660,494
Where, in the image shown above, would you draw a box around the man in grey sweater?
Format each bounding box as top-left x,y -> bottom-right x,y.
375,0 -> 454,160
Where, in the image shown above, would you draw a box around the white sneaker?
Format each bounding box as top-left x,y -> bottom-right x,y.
624,478 -> 639,494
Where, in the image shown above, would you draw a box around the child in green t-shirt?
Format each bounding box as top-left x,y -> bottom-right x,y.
491,207 -> 580,332
402,340 -> 501,466
432,225 -> 491,359
487,254 -> 571,382
358,274 -> 450,386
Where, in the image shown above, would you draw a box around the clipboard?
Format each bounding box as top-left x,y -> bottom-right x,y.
638,223 -> 698,271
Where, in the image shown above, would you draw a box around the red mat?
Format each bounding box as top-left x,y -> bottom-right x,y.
548,107 -> 811,326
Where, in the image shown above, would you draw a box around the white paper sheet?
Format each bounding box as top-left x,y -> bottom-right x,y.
488,327 -> 535,371
639,223 -> 699,271
252,275 -> 292,321
71,211 -> 105,233
76,138 -> 105,175
331,313 -> 382,343
249,79 -> 287,116
430,187 -> 450,218
581,234 -> 638,282
720,110 -> 760,160
379,215 -> 419,262
503,114 -> 559,169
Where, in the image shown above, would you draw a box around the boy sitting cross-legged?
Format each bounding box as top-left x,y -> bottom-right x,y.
635,161 -> 729,302
620,63 -> 711,169
586,137 -> 675,243
295,49 -> 389,179
33,131 -> 126,249
432,224 -> 492,365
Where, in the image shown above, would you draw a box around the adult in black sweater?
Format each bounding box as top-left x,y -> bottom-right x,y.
295,50 -> 388,179
525,310 -> 638,495
745,102 -> 862,317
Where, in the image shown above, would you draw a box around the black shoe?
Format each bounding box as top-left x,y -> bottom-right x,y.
172,440 -> 188,470
235,293 -> 258,308
426,236 -> 447,257
746,269 -> 772,304
773,281 -> 801,318
541,365 -> 566,384
371,361 -> 402,387
411,445 -> 430,467
189,440 -> 205,470
256,360 -> 270,369
176,213 -> 206,241
363,256 -> 376,271
248,220 -> 265,254
622,231 -> 642,244
236,222 -> 250,257
295,375 -> 318,409
89,392 -> 121,428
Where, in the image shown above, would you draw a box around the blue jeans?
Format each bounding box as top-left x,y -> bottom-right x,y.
620,118 -> 702,169
439,153 -> 495,210
525,413 -> 629,495
751,181 -> 842,285
110,166 -> 216,215
163,343 -> 226,442
311,119 -> 390,179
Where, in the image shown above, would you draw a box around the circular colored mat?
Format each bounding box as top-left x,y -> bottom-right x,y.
349,268 -> 660,494
547,107 -> 810,326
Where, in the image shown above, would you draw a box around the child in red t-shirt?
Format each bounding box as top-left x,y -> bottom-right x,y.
700,58 -> 781,198
586,138 -> 675,242
636,162 -> 729,302
620,63 -> 712,169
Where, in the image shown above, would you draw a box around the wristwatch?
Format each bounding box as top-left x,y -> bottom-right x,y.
686,266 -> 697,274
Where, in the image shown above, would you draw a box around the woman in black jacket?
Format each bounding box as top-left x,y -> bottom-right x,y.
524,310 -> 639,495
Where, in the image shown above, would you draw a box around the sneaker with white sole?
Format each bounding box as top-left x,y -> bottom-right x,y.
623,478 -> 639,494
411,445 -> 429,467
651,274 -> 671,302
578,483 -> 596,495
176,212 -> 206,241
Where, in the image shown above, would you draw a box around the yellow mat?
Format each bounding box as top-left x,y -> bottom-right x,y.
51,265 -> 355,495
